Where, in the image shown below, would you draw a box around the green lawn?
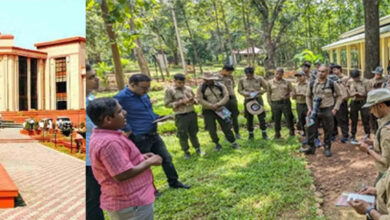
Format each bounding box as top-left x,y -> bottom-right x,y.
97,85 -> 321,219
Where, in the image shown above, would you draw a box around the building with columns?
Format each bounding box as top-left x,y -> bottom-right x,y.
0,34 -> 86,112
322,15 -> 390,74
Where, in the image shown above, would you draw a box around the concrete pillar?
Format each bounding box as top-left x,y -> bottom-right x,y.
50,58 -> 56,110
336,48 -> 341,65
0,55 -> 6,111
360,43 -> 365,75
7,55 -> 14,111
27,57 -> 31,110
381,37 -> 385,68
347,45 -> 351,74
37,59 -> 42,110
15,56 -> 19,111
329,49 -> 334,63
66,56 -> 71,110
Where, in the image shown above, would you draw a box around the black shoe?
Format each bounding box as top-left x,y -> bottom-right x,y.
184,151 -> 191,159
231,142 -> 240,149
155,190 -> 162,198
169,182 -> 191,189
325,147 -> 332,157
248,133 -> 254,140
299,146 -> 316,155
215,143 -> 222,151
196,149 -> 205,156
235,134 -> 242,139
289,130 -> 295,136
274,133 -> 281,139
262,131 -> 268,140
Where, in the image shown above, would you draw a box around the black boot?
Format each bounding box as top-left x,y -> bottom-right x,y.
274,131 -> 281,139
262,130 -> 268,140
248,132 -> 254,140
299,145 -> 316,155
289,129 -> 295,137
215,143 -> 222,151
325,145 -> 332,157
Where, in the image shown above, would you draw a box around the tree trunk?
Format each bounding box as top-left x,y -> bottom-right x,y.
220,2 -> 237,65
128,5 -> 151,76
170,0 -> 187,74
100,0 -> 124,89
363,0 -> 380,79
152,54 -> 165,81
264,33 -> 276,72
156,33 -> 170,77
180,1 -> 203,75
212,0 -> 225,61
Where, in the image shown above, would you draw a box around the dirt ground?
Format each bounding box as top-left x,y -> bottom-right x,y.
302,122 -> 378,219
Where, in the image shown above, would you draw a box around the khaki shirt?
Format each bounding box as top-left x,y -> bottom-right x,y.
373,113 -> 390,174
376,169 -> 390,219
337,74 -> 350,100
164,85 -> 196,114
369,77 -> 388,91
292,80 -> 308,104
348,78 -> 370,101
267,78 -> 292,102
217,74 -> 235,97
306,78 -> 343,110
238,76 -> 268,100
196,82 -> 229,110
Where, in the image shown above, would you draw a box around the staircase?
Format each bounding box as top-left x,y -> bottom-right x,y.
1,120 -> 23,129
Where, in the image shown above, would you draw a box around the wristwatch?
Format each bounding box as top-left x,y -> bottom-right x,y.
366,206 -> 375,220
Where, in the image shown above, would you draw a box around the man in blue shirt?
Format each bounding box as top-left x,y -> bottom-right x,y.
85,64 -> 104,220
114,74 -> 190,189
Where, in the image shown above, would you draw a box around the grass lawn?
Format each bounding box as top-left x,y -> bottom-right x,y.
96,83 -> 321,219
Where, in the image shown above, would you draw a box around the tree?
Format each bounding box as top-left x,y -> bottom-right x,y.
170,0 -> 187,74
127,2 -> 151,76
252,0 -> 301,72
99,0 -> 125,89
363,0 -> 380,78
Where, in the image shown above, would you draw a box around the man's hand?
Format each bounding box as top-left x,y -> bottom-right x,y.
332,109 -> 338,115
348,199 -> 371,215
244,92 -> 251,98
211,105 -> 219,111
359,186 -> 376,195
143,152 -> 155,160
123,130 -> 132,137
307,109 -> 312,117
146,154 -> 163,166
358,142 -> 370,153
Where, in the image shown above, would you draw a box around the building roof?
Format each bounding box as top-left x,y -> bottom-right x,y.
34,36 -> 86,49
233,47 -> 264,55
339,14 -> 390,39
0,35 -> 14,40
0,46 -> 47,59
322,23 -> 390,50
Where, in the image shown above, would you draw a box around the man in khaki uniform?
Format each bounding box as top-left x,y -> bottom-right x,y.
300,65 -> 343,157
238,67 -> 268,140
349,167 -> 390,219
165,73 -> 204,158
359,88 -> 390,184
348,69 -> 371,144
330,64 -> 350,143
218,65 -> 241,139
369,66 -> 388,133
292,71 -> 308,137
197,72 -> 239,151
267,67 -> 294,138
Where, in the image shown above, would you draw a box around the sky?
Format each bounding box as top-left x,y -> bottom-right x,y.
0,0 -> 85,49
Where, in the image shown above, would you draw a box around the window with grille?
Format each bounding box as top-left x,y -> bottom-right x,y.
55,57 -> 67,110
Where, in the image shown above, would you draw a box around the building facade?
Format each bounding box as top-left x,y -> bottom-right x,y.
322,15 -> 390,75
0,34 -> 86,112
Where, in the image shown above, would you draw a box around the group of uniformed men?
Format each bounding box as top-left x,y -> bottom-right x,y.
164,62 -> 390,159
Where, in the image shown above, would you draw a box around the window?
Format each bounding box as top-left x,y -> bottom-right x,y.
351,48 -> 359,69
340,48 -> 347,67
55,57 -> 67,110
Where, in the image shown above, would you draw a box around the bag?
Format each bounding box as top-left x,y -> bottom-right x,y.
376,120 -> 390,153
201,82 -> 224,101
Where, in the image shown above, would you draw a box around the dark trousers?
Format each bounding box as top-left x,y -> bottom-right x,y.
271,100 -> 294,133
175,112 -> 200,152
350,100 -> 370,137
225,96 -> 240,135
244,97 -> 267,131
86,166 -> 104,220
307,107 -> 334,148
297,103 -> 308,134
202,109 -> 235,144
334,101 -> 349,138
130,134 -> 179,186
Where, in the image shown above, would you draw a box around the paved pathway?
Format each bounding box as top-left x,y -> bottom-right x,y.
0,128 -> 85,220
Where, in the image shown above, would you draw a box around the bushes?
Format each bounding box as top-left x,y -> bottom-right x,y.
150,81 -> 164,91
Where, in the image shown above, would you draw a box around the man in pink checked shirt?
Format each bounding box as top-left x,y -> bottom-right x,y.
87,97 -> 162,220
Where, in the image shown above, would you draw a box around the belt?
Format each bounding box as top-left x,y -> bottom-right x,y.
176,111 -> 195,116
352,99 -> 366,103
271,100 -> 289,104
319,106 -> 333,111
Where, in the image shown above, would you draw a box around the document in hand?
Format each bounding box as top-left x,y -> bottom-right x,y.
335,192 -> 375,207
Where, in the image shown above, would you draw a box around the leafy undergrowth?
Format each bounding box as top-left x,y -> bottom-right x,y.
152,129 -> 320,220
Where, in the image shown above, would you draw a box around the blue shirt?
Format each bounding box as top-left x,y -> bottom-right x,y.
85,94 -> 95,166
114,87 -> 159,135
